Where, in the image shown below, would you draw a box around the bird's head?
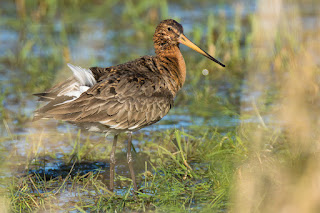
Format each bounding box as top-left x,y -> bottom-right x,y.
153,19 -> 225,67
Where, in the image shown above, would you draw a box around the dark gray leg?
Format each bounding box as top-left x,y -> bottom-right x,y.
127,132 -> 138,192
109,134 -> 118,192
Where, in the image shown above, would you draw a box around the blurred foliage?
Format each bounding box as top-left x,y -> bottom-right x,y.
1,0 -> 320,212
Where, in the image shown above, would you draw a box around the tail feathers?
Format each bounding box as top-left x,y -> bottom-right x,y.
67,63 -> 96,87
33,63 -> 96,122
33,92 -> 55,101
32,112 -> 51,121
33,95 -> 75,121
34,64 -> 96,103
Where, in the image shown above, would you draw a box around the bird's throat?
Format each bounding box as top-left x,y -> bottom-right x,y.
157,45 -> 186,95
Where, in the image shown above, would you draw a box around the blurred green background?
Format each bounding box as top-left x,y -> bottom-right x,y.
1,0 -> 320,212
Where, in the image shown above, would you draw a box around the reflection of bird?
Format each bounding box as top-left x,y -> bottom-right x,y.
33,19 -> 225,193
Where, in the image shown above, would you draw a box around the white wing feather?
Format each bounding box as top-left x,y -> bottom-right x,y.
53,63 -> 97,106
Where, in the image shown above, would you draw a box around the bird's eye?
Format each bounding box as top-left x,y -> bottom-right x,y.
167,27 -> 172,31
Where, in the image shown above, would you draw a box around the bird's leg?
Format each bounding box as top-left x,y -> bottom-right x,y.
109,134 -> 118,192
127,132 -> 138,192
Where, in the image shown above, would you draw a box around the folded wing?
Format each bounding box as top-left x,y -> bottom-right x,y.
34,60 -> 174,131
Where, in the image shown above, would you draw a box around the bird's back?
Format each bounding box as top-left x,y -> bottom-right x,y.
34,56 -> 175,133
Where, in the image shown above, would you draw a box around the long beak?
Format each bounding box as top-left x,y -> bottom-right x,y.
178,34 -> 225,67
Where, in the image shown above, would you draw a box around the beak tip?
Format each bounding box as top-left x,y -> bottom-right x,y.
213,59 -> 225,68
180,34 -> 226,68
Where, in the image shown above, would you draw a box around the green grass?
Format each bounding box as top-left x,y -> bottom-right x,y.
1,0 -> 320,212
3,128 -> 245,212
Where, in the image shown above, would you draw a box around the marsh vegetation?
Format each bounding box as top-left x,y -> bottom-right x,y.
1,0 -> 320,212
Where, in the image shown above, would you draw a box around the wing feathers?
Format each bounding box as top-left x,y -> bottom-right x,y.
34,59 -> 174,131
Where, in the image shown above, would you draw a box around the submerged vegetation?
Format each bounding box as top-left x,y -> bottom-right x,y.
1,0 -> 320,212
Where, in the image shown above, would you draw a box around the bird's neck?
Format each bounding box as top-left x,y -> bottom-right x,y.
156,45 -> 186,96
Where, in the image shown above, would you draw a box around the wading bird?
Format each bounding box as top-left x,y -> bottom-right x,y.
33,19 -> 225,193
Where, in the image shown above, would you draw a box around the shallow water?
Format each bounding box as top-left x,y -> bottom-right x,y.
1,0 -> 320,208
0,1 -> 253,139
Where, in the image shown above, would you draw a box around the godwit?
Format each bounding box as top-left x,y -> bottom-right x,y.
33,19 -> 225,193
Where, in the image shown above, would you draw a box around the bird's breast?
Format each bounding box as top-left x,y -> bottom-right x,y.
175,49 -> 186,86
157,46 -> 186,96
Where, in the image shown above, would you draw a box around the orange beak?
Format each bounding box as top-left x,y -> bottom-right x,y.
178,34 -> 225,67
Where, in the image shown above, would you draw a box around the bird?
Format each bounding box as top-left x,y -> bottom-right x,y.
33,19 -> 225,193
